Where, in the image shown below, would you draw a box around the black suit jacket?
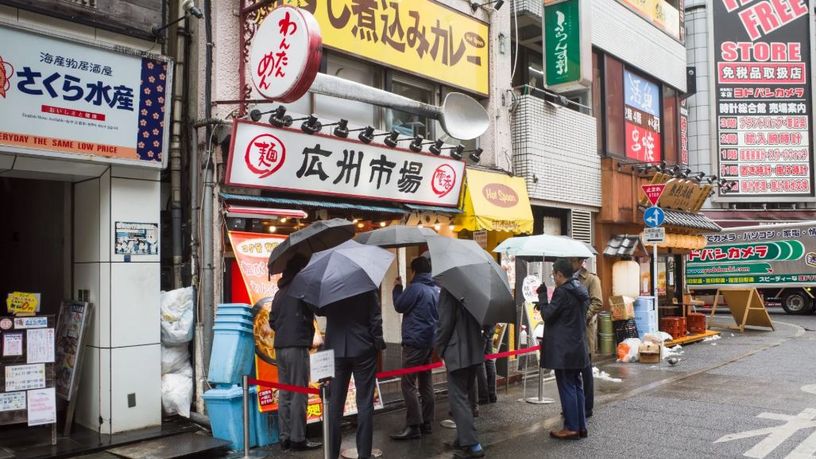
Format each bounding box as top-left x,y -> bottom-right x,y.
314,290 -> 385,359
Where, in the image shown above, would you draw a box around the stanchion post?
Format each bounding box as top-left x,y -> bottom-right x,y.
242,375 -> 250,458
526,339 -> 554,405
320,379 -> 331,459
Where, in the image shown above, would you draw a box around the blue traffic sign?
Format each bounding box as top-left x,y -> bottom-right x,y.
644,206 -> 665,228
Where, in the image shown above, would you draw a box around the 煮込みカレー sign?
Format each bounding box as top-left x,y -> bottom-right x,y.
0,25 -> 172,167
260,0 -> 488,95
225,120 -> 464,207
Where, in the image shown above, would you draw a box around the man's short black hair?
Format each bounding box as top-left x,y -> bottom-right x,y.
553,258 -> 574,279
411,256 -> 431,274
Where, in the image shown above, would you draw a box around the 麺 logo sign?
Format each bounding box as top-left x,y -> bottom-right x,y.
482,183 -> 519,208
244,133 -> 286,178
432,165 -> 457,198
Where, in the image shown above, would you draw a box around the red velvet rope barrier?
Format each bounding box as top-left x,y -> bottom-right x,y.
247,346 -> 542,394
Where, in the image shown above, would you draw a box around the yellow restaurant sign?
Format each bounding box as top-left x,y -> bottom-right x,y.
263,0 -> 490,95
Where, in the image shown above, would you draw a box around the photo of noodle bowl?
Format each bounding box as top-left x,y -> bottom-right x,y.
253,298 -> 277,364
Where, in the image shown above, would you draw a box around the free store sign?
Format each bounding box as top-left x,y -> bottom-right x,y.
225,119 -> 465,207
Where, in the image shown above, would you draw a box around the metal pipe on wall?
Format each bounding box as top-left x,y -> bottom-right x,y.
169,1 -> 187,289
201,0 -> 215,384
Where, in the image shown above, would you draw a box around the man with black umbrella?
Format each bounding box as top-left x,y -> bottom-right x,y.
436,288 -> 486,458
269,255 -> 322,451
317,290 -> 386,459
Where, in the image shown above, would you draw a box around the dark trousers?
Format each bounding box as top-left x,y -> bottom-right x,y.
554,369 -> 586,432
476,336 -> 497,402
580,355 -> 594,415
447,365 -> 480,448
329,353 -> 377,459
401,346 -> 434,427
276,347 -> 309,443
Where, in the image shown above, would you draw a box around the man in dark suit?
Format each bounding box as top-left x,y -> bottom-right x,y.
314,290 -> 385,459
436,289 -> 485,458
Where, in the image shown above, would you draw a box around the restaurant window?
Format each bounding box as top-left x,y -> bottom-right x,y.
386,73 -> 435,139
315,53 -> 382,128
592,51 -> 604,155
604,56 -> 625,156
662,86 -> 679,164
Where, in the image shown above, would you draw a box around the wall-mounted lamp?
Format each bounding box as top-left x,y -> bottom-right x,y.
152,0 -> 203,38
468,148 -> 483,163
471,0 -> 504,12
300,115 -> 322,134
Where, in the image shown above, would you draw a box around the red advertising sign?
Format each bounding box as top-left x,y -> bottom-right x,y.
712,0 -> 813,198
642,183 -> 666,206
626,122 -> 663,163
624,70 -> 662,163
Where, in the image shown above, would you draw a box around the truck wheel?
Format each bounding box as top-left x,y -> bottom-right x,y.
781,291 -> 812,315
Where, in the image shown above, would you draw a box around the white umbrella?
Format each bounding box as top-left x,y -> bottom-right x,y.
493,235 -> 595,259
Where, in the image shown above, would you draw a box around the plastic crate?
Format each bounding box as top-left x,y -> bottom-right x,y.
208,323 -> 255,385
203,385 -> 258,450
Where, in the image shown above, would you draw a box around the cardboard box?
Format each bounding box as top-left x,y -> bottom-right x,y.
609,295 -> 635,321
639,342 -> 661,364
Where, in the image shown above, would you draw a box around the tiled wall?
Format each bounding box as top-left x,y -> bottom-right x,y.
684,5 -> 714,178
511,95 -> 601,209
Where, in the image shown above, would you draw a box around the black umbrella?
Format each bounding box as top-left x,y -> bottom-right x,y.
287,240 -> 394,307
267,218 -> 355,275
354,225 -> 437,248
427,237 -> 514,325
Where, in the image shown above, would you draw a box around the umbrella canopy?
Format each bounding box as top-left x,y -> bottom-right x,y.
427,237 -> 514,325
287,240 -> 394,307
493,234 -> 595,260
267,218 -> 355,275
354,225 -> 437,248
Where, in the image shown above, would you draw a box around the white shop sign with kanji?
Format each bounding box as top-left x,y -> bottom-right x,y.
225,120 -> 465,207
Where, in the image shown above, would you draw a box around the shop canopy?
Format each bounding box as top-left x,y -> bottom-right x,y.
456,169 -> 534,234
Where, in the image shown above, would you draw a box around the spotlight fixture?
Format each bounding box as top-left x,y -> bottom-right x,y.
384,130 -> 400,148
329,119 -> 349,138
357,222 -> 365,229
249,108 -> 274,122
428,139 -> 444,155
449,144 -> 465,160
448,224 -> 455,231
379,221 -> 387,227
280,217 -> 287,223
706,175 -> 718,184
434,219 -> 441,231
468,147 -> 483,163
152,0 -> 203,37
269,105 -> 293,128
470,0 -> 504,12
267,225 -> 277,233
358,126 -> 375,144
691,172 -> 706,182
409,135 -> 424,153
300,115 -> 322,134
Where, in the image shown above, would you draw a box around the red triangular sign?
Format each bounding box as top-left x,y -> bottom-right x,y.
642,184 -> 666,206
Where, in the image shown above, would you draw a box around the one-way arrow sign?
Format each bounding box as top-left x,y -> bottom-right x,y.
642,184 -> 666,206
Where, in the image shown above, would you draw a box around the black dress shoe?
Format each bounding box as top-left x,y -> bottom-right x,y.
290,439 -> 322,451
586,411 -> 593,418
421,423 -> 433,434
579,429 -> 588,438
280,439 -> 291,451
390,426 -> 421,440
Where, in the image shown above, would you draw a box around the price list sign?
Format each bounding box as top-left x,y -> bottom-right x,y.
712,0 -> 813,197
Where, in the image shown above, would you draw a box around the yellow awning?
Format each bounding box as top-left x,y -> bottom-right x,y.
456,169 -> 534,234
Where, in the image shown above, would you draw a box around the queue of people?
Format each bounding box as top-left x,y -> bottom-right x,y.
269,247 -> 602,457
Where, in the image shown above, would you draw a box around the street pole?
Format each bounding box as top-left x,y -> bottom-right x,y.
321,381 -> 330,459
653,243 -> 658,297
242,375 -> 250,458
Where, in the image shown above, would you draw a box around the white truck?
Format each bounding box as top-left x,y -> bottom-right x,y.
686,221 -> 816,314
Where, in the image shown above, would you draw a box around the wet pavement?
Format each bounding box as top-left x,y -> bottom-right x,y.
67,311 -> 816,458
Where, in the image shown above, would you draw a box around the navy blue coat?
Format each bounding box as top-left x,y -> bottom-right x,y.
540,279 -> 590,370
392,273 -> 440,349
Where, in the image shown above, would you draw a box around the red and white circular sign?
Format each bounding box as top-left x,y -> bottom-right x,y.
432,164 -> 457,198
249,6 -> 322,103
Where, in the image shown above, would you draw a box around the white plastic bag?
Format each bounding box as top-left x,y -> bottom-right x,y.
161,369 -> 193,418
615,338 -> 642,363
643,332 -> 673,344
161,287 -> 194,344
161,344 -> 190,375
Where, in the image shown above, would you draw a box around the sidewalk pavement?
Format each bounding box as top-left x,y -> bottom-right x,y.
254,313 -> 803,458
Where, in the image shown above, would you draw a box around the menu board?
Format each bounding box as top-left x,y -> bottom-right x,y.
55,302 -> 92,401
712,0 -> 813,197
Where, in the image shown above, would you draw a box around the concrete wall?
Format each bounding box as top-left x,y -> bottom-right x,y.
684,3 -> 713,182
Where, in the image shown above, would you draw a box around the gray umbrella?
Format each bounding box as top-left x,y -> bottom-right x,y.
427,237 -> 514,325
287,239 -> 394,307
267,218 -> 355,275
354,225 -> 437,248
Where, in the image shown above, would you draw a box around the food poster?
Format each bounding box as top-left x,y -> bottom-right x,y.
54,302 -> 91,400
228,231 -> 323,419
114,222 -> 159,255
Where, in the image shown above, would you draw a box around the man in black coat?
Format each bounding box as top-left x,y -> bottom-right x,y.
315,290 -> 385,459
541,258 -> 590,440
269,255 -> 322,451
436,289 -> 485,458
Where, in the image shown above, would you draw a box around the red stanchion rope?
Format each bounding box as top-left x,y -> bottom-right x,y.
247,346 -> 543,393
247,377 -> 320,395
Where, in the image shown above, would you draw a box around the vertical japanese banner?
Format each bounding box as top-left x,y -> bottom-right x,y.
680,100 -> 689,165
712,0 -> 813,198
543,0 -> 592,92
624,70 -> 662,162
227,231 -> 323,420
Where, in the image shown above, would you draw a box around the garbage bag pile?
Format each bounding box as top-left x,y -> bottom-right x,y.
160,287 -> 194,417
